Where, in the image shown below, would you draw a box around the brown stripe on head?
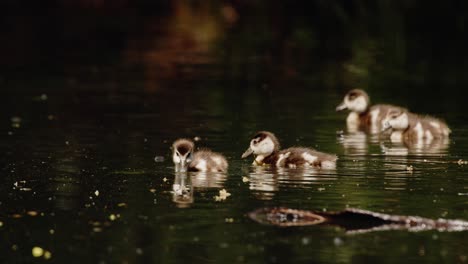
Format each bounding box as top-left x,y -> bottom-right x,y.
172,138 -> 194,155
347,89 -> 369,103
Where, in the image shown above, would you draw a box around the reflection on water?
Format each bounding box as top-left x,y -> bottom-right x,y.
338,129 -> 450,158
246,165 -> 337,200
172,171 -> 227,207
337,130 -> 369,156
191,171 -> 227,189
381,137 -> 450,157
172,173 -> 194,207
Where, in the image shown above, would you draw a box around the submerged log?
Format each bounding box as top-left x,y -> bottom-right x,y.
248,207 -> 468,233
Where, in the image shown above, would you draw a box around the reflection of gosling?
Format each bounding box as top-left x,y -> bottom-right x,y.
336,89 -> 406,132
172,139 -> 228,173
382,109 -> 451,142
241,131 -> 337,169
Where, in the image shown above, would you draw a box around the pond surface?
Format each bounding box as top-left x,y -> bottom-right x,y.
1,2 -> 468,263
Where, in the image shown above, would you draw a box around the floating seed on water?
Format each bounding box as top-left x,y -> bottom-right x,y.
44,251 -> 52,260
214,189 -> 231,202
154,156 -> 164,162
27,211 -> 38,216
32,247 -> 44,257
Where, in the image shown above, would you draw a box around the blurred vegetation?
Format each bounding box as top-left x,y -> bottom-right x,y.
1,0 -> 468,90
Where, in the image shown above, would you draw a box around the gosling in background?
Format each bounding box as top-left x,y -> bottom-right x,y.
336,89 -> 406,133
382,109 -> 451,143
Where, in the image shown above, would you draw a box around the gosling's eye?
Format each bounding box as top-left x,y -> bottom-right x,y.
176,152 -> 180,157
187,153 -> 193,162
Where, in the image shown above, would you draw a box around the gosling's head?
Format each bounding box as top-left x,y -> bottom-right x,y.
241,131 -> 280,159
172,139 -> 195,172
382,109 -> 409,132
336,89 -> 370,113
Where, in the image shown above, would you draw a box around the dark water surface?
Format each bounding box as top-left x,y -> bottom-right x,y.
1,2 -> 468,263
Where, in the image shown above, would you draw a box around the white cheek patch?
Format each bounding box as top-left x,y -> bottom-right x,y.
194,159 -> 207,172
347,96 -> 367,113
301,152 -> 317,164
251,137 -> 275,155
173,154 -> 181,164
389,114 -> 408,130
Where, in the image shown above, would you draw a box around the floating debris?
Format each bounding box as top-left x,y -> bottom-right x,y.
406,165 -> 414,172
149,188 -> 156,193
11,116 -> 21,124
242,177 -> 249,183
47,115 -> 55,120
27,211 -> 38,217
248,207 -> 468,233
225,218 -> 234,223
109,214 -> 117,221
49,229 -> 55,235
194,136 -> 202,142
0,221 -> 3,227
117,203 -> 127,208
32,247 -> 44,257
163,177 -> 168,182
154,156 -> 165,163
94,190 -> 99,197
457,159 -> 468,165
43,251 -> 52,260
214,189 -> 231,202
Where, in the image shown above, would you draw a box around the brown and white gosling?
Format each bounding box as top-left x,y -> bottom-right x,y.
381,109 -> 451,143
172,139 -> 228,173
336,89 -> 406,132
241,131 -> 337,169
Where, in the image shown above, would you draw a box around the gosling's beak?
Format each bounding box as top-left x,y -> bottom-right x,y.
336,102 -> 348,111
381,121 -> 392,132
175,159 -> 188,172
241,147 -> 254,158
